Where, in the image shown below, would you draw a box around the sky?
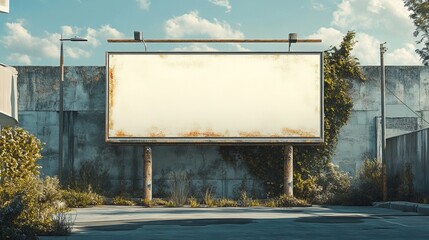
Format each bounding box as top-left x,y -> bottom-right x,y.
0,0 -> 423,66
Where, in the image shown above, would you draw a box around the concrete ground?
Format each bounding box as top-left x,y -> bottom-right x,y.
40,205 -> 429,240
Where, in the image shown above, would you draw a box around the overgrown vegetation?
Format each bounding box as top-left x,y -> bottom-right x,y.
67,160 -> 111,195
169,171 -> 191,206
219,31 -> 366,200
0,127 -> 72,238
345,158 -> 383,205
112,196 -> 136,206
61,187 -> 104,208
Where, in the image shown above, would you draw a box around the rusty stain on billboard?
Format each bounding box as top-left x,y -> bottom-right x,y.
106,52 -> 323,144
108,67 -> 115,131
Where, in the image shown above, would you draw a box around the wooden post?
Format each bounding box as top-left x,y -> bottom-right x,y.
143,146 -> 152,201
283,145 -> 293,197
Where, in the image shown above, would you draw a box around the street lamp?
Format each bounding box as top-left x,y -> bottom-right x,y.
59,36 -> 87,183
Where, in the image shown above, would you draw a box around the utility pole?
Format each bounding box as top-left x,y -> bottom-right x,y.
380,43 -> 387,201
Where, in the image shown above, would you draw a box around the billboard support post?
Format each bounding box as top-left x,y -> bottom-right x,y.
283,145 -> 294,196
143,146 -> 152,201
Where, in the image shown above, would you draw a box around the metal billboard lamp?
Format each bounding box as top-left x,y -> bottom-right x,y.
288,33 -> 297,51
59,35 -> 87,184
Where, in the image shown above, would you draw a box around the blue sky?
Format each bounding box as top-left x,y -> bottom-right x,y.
0,0 -> 422,66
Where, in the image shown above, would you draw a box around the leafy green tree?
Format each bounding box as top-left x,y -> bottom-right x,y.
404,0 -> 429,65
219,31 -> 365,199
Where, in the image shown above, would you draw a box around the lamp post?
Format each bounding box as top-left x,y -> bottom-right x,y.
59,36 -> 87,183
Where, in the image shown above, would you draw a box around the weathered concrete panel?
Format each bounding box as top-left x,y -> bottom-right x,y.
14,65 -> 429,196
333,66 -> 429,174
386,128 -> 429,197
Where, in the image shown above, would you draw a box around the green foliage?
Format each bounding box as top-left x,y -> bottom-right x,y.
346,158 -> 382,205
397,162 -> 415,201
0,127 -> 42,189
388,161 -> 416,201
188,196 -> 200,207
68,160 -> 111,195
404,0 -> 429,65
0,127 -> 73,236
0,195 -> 38,240
219,31 -> 365,199
313,163 -> 351,204
61,187 -> 104,208
215,198 -> 238,207
263,195 -> 310,207
112,196 -> 136,206
203,188 -> 215,207
169,171 -> 191,207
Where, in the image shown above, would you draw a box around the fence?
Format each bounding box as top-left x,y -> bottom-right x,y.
386,128 -> 429,198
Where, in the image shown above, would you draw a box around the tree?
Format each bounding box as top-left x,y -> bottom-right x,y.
219,31 -> 365,199
404,0 -> 429,65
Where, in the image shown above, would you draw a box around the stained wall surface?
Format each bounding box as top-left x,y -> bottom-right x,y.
15,66 -> 429,195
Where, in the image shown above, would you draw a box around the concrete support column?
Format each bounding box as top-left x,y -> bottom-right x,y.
143,146 -> 152,201
283,145 -> 293,197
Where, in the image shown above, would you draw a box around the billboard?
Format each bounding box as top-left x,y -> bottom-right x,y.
106,52 -> 323,144
0,0 -> 9,13
0,64 -> 18,127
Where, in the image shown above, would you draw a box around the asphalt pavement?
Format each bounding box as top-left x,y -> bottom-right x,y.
39,205 -> 429,240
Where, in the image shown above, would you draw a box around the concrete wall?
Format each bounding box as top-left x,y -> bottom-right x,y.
16,66 -> 256,198
386,128 -> 429,197
333,66 -> 429,175
15,65 -> 429,196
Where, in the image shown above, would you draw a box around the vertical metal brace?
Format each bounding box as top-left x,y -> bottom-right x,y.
134,31 -> 147,52
288,33 -> 297,52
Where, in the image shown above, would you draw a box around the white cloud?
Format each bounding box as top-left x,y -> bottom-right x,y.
353,32 -> 380,65
165,10 -> 244,39
1,21 -> 124,64
308,27 -> 420,65
7,53 -> 31,65
325,0 -> 421,65
308,27 -> 344,49
2,20 -> 61,62
332,0 -> 412,31
209,0 -> 232,13
85,25 -> 124,47
172,44 -> 218,52
136,0 -> 150,10
385,43 -> 421,65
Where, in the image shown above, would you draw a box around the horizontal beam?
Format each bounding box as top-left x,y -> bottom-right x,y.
107,39 -> 322,43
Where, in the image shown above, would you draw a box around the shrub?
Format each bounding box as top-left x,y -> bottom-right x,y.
0,127 -> 73,236
61,187 -> 104,208
169,171 -> 190,207
396,162 -> 415,201
346,158 -> 382,205
216,198 -> 237,207
112,196 -> 136,206
203,188 -> 215,207
68,160 -> 111,195
188,196 -> 200,208
275,195 -> 311,207
313,163 -> 351,204
0,127 -> 42,186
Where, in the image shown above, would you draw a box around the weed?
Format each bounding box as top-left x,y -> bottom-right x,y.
188,197 -> 200,208
112,196 -> 136,206
203,188 -> 215,207
216,198 -> 237,207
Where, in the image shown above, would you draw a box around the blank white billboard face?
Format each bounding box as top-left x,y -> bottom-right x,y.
106,52 -> 323,144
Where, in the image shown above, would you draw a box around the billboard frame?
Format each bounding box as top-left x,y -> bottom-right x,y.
106,51 -> 324,145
